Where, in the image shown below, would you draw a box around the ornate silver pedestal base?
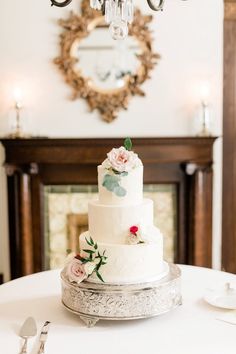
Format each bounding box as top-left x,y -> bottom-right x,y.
61,263 -> 181,327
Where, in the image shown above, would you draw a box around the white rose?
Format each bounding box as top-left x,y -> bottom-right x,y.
101,158 -> 112,169
66,258 -> 87,284
84,261 -> 96,276
106,146 -> 141,173
128,233 -> 139,245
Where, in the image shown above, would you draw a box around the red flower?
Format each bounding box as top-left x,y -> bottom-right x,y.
130,226 -> 139,234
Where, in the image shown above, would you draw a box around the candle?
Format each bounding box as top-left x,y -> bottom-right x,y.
198,81 -> 211,136
13,87 -> 23,108
200,81 -> 211,105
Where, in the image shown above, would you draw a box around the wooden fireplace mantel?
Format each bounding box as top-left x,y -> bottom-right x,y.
0,137 -> 217,279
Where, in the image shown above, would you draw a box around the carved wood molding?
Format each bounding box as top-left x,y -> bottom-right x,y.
225,1 -> 236,20
54,0 -> 159,122
4,163 -> 39,176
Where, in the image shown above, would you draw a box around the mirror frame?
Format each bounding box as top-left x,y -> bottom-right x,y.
54,0 -> 160,122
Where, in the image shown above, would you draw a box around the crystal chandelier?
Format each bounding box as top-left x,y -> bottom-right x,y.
51,0 -> 187,39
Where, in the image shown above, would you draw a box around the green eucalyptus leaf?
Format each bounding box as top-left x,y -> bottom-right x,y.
124,137 -> 132,151
114,185 -> 127,197
83,249 -> 95,255
120,171 -> 128,177
102,174 -> 120,192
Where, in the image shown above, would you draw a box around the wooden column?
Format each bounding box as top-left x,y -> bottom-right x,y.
19,173 -> 34,275
186,163 -> 213,268
222,0 -> 236,273
6,164 -> 34,278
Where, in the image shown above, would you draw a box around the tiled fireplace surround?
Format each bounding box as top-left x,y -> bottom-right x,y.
1,137 -> 216,279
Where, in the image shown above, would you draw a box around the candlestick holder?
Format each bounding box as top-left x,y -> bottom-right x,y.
6,102 -> 31,139
198,101 -> 212,137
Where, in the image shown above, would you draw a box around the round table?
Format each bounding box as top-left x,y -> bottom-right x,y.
0,265 -> 235,354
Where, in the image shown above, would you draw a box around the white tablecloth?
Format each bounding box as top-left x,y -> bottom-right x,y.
0,265 -> 235,354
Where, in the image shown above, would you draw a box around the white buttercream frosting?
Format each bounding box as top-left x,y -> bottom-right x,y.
80,231 -> 164,284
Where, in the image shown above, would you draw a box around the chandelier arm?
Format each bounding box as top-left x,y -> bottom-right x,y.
146,0 -> 165,11
50,0 -> 73,7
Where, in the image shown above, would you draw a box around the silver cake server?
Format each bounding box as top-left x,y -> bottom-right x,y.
38,321 -> 51,354
19,317 -> 37,354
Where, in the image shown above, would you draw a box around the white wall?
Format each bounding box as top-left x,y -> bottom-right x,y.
0,0 -> 223,281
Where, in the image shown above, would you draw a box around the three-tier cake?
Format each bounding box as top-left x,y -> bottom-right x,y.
61,139 -> 182,326
64,138 -> 167,285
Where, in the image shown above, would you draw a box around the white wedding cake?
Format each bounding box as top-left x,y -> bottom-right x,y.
65,139 -> 166,285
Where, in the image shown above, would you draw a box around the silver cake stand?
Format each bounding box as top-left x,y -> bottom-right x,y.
61,263 -> 182,327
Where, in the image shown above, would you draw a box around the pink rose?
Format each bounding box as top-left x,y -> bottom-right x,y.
105,146 -> 141,173
66,258 -> 87,284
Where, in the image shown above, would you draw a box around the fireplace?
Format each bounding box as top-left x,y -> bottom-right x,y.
0,137 -> 216,279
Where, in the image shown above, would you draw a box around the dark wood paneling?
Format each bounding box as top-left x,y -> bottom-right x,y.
0,137 -> 216,279
222,0 -> 236,273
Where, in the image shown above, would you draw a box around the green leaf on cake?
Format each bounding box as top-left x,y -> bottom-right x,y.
102,174 -> 119,191
85,237 -> 93,246
83,249 -> 95,255
102,173 -> 127,197
76,235 -> 107,283
120,171 -> 128,177
95,270 -> 105,283
124,137 -> 132,151
81,258 -> 90,264
114,186 -> 126,197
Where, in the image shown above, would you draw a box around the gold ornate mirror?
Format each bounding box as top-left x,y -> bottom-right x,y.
54,0 -> 160,122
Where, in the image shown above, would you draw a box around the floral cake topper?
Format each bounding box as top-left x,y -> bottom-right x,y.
66,237 -> 107,284
102,138 -> 142,197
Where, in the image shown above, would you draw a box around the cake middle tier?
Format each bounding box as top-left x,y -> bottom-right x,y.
88,198 -> 153,244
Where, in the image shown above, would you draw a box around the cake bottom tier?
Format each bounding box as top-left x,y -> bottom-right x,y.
80,231 -> 165,284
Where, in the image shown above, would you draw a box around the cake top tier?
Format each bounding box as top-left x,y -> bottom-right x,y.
98,139 -> 143,205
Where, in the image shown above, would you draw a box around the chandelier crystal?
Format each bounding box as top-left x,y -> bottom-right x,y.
90,0 -> 134,40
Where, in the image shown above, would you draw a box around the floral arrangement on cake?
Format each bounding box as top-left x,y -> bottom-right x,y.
102,138 -> 142,197
128,225 -> 145,245
66,237 -> 107,284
